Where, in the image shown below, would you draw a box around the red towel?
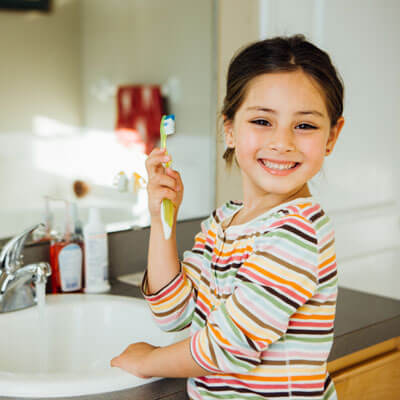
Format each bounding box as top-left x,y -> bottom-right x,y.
115,85 -> 164,154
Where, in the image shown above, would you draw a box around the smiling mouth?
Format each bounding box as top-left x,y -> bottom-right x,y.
257,159 -> 302,176
258,159 -> 300,170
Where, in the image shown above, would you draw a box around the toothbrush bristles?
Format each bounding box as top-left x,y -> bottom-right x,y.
163,114 -> 175,135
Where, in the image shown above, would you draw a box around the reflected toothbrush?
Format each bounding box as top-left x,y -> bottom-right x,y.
160,114 -> 175,240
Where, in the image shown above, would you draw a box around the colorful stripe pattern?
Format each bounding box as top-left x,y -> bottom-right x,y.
142,197 -> 338,399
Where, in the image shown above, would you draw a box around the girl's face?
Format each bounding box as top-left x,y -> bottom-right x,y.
224,70 -> 344,203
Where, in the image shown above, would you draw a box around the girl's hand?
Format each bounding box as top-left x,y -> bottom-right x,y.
110,342 -> 157,379
145,148 -> 184,219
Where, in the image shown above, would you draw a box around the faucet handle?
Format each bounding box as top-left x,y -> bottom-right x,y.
0,223 -> 45,273
32,262 -> 51,284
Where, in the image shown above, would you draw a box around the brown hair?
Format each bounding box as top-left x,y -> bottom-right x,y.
221,34 -> 344,168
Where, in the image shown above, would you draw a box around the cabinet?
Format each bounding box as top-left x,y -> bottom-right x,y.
328,337 -> 400,399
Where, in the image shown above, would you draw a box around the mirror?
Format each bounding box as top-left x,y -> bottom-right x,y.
0,0 -> 216,240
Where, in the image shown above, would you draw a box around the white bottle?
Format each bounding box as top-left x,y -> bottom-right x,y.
83,208 -> 111,293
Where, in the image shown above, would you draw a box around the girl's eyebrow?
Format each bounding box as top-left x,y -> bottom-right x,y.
246,106 -> 325,118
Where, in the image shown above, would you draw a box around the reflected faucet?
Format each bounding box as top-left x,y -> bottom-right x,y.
0,223 -> 51,313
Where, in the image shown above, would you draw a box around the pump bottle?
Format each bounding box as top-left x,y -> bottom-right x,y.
83,208 -> 110,293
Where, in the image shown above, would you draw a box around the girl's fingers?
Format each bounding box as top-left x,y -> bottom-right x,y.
145,150 -> 183,214
145,150 -> 171,177
110,356 -> 120,367
151,172 -> 177,191
148,147 -> 166,157
165,168 -> 183,191
157,187 -> 179,204
146,154 -> 170,174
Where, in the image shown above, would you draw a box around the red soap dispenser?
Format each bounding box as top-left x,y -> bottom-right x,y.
49,201 -> 85,294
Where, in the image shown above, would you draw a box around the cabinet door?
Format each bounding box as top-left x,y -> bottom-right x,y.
332,350 -> 400,399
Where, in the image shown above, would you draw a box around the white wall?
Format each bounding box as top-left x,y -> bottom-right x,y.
216,0 -> 260,205
81,0 -> 215,138
0,0 -> 82,131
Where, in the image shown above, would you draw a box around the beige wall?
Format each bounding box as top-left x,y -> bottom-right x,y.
0,0 -> 82,132
216,0 -> 259,206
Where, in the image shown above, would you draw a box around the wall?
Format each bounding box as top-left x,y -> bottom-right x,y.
215,0 -> 400,299
216,0 -> 260,206
0,0 -> 82,131
81,0 -> 214,137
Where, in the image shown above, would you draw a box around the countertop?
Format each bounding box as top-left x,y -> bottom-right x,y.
2,282 -> 400,400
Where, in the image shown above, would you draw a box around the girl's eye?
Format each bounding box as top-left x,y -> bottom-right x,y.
250,120 -> 318,130
251,119 -> 271,126
297,123 -> 317,130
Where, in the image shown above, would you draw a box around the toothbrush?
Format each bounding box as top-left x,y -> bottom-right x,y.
160,114 -> 176,240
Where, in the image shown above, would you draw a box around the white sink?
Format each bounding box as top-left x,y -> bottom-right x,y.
0,294 -> 187,398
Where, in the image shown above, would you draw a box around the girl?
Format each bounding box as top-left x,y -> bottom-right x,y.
111,34 -> 345,400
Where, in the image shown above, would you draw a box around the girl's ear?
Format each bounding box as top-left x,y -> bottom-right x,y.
223,117 -> 235,149
326,116 -> 345,153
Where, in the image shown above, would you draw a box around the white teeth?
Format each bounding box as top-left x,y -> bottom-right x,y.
261,160 -> 297,170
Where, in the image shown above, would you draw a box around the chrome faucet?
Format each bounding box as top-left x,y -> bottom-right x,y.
0,223 -> 51,313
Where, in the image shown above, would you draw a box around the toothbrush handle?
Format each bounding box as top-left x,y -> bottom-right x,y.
160,154 -> 174,240
161,199 -> 174,240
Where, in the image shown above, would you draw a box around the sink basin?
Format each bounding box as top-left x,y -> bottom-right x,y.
0,294 -> 188,397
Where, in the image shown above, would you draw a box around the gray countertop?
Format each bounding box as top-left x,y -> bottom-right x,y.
1,281 -> 400,400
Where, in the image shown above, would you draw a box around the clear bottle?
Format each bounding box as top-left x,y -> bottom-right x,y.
83,208 -> 110,293
70,202 -> 83,237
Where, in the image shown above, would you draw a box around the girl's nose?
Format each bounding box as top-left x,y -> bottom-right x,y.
268,128 -> 296,153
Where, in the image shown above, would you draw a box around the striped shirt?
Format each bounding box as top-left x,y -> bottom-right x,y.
142,196 -> 338,399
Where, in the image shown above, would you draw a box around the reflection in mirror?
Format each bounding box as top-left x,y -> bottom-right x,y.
0,0 -> 216,241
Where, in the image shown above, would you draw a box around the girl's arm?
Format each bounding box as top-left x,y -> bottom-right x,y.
111,337 -> 210,378
146,215 -> 180,294
140,148 -> 204,334
144,148 -> 184,294
142,216 -> 212,334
